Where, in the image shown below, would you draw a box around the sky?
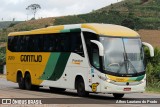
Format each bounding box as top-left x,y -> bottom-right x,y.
0,0 -> 121,21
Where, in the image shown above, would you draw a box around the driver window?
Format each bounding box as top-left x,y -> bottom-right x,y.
91,43 -> 100,69
83,32 -> 100,70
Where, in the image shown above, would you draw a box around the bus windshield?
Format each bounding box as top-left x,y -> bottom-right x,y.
100,37 -> 145,76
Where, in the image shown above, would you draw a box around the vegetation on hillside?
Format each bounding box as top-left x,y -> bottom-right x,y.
7,17 -> 55,32
0,21 -> 22,29
54,0 -> 160,30
145,48 -> 160,88
0,47 -> 5,73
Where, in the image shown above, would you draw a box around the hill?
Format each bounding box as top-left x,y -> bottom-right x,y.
0,0 -> 160,48
138,30 -> 160,47
9,17 -> 55,32
54,0 -> 160,29
0,21 -> 22,29
5,0 -> 160,31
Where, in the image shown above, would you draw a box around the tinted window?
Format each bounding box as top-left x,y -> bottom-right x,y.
8,32 -> 84,57
43,34 -> 55,52
83,32 -> 99,68
71,33 -> 84,55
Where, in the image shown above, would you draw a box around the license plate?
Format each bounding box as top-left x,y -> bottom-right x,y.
123,88 -> 131,91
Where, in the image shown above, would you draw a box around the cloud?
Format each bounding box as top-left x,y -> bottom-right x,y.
6,0 -> 25,5
0,0 -> 121,21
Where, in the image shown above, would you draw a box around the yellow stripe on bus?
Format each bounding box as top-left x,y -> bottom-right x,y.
82,24 -> 139,37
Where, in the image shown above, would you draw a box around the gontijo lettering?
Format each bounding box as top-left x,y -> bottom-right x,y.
20,55 -> 42,62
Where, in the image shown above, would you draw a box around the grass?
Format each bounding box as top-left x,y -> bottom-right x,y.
146,87 -> 160,94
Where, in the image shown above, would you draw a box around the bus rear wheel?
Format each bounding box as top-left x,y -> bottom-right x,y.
76,79 -> 89,97
24,73 -> 32,90
113,93 -> 124,99
17,73 -> 25,89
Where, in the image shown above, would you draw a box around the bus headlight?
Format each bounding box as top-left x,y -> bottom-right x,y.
106,79 -> 111,83
98,75 -> 107,81
98,75 -> 112,83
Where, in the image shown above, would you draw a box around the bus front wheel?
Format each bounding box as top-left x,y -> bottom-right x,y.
17,73 -> 25,89
76,79 -> 89,97
113,93 -> 124,99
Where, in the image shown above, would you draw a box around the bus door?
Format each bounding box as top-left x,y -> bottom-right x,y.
89,43 -> 101,92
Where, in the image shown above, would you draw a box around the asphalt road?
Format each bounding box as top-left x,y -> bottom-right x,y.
0,78 -> 160,107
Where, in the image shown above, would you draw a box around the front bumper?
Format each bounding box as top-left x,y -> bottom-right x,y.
100,81 -> 146,94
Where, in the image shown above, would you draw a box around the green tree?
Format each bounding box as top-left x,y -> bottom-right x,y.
145,47 -> 160,88
26,4 -> 41,19
121,12 -> 141,30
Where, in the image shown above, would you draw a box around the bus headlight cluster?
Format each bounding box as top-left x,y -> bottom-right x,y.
98,75 -> 107,81
98,75 -> 112,83
106,79 -> 111,83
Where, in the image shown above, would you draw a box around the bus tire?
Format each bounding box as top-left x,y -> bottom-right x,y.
76,78 -> 89,97
24,73 -> 32,90
113,93 -> 124,99
17,72 -> 25,89
49,87 -> 66,92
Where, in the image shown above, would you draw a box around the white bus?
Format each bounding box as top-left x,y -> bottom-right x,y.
7,23 -> 154,98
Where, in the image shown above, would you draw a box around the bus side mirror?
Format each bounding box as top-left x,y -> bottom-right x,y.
142,42 -> 154,57
90,40 -> 104,56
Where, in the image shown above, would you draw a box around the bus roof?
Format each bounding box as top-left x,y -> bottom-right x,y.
8,23 -> 139,37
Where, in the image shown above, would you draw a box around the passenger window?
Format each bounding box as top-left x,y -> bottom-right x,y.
70,32 -> 84,57
42,34 -> 55,52
12,36 -> 18,52
8,36 -> 14,52
8,32 -> 84,57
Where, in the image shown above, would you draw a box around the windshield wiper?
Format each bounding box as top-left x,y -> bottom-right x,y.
117,55 -> 137,75
117,39 -> 138,75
